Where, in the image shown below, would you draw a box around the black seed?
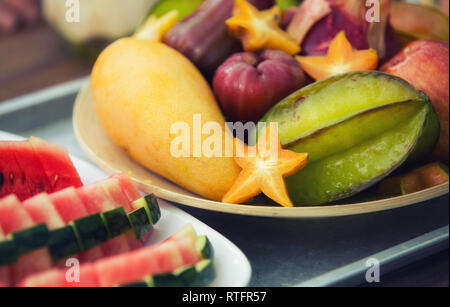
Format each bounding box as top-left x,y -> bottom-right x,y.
0,173 -> 3,186
37,182 -> 46,192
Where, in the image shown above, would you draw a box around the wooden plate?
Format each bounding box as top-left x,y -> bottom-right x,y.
73,82 -> 449,218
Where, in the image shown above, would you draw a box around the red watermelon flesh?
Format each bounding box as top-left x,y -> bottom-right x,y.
0,226 -> 11,287
99,235 -> 130,257
0,195 -> 34,233
152,241 -> 184,273
0,143 -> 32,200
0,195 -> 53,285
76,183 -> 131,257
48,187 -> 105,263
38,263 -> 100,287
125,230 -> 144,250
19,269 -> 66,287
11,250 -> 53,285
173,237 -> 201,265
96,247 -> 159,287
111,174 -> 141,207
10,141 -> 52,196
49,187 -> 88,224
29,137 -> 82,192
0,266 -> 9,287
76,183 -> 116,214
67,264 -> 100,287
99,176 -> 145,250
23,193 -> 65,230
22,193 -> 71,273
78,249 -> 105,263
100,178 -> 134,213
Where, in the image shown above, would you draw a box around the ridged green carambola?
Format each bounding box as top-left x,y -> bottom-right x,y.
257,71 -> 440,205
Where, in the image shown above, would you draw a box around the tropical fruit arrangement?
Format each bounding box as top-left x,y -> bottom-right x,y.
0,139 -> 216,287
91,0 -> 449,208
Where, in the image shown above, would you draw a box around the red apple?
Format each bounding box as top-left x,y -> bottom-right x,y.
213,50 -> 306,123
381,40 -> 449,163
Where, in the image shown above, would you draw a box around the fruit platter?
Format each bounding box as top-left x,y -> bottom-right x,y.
0,0 -> 448,288
71,0 -> 449,218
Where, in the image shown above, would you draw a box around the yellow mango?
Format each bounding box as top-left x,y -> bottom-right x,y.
92,38 -> 240,201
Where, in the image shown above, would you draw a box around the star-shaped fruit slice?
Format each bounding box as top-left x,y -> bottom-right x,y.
222,123 -> 308,207
133,10 -> 179,41
226,0 -> 301,55
296,31 -> 379,81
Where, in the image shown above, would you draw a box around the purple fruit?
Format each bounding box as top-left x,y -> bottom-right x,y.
287,0 -> 400,61
163,0 -> 275,78
213,50 -> 307,123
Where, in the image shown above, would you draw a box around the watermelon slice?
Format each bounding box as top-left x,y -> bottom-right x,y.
173,237 -> 201,265
11,249 -> 53,285
76,183 -> 117,214
10,141 -> 52,196
49,187 -> 88,224
19,269 -> 66,287
0,195 -> 34,233
111,174 -> 141,206
100,178 -> 134,213
0,143 -> 32,200
109,174 -> 148,247
95,237 -> 191,287
23,193 -> 81,265
152,241 -> 185,273
19,225 -> 207,287
49,180 -> 144,257
29,137 -> 82,192
1,138 -> 82,201
0,195 -> 52,285
23,194 -> 65,230
48,187 -> 104,263
76,183 -> 131,257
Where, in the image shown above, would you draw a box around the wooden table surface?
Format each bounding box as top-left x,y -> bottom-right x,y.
0,23 -> 448,287
0,22 -> 92,101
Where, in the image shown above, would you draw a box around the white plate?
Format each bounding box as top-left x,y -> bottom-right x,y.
0,131 -> 252,287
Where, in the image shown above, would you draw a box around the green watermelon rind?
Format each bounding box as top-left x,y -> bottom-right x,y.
121,233 -> 216,288
0,194 -> 162,265
0,239 -> 18,266
101,207 -> 132,238
48,226 -> 81,261
9,224 -> 50,255
127,207 -> 152,240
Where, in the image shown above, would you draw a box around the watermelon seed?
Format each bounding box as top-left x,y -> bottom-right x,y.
54,175 -> 59,184
37,182 -> 46,192
0,173 -> 3,186
9,173 -> 14,184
